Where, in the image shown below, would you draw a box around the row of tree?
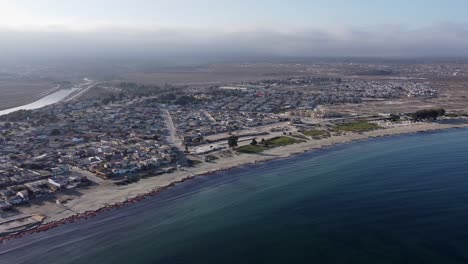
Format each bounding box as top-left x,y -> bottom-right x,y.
411,109 -> 445,121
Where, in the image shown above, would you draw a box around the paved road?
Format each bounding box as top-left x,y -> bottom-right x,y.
162,109 -> 179,145
161,107 -> 188,166
62,78 -> 95,102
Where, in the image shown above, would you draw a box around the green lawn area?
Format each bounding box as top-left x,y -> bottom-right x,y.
205,155 -> 219,161
291,133 -> 309,140
445,113 -> 461,118
237,145 -> 266,153
333,121 -> 380,132
302,129 -> 327,137
237,136 -> 301,154
188,159 -> 203,166
264,136 -> 300,147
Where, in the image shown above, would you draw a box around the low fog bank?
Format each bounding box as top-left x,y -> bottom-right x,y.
1,23 -> 468,63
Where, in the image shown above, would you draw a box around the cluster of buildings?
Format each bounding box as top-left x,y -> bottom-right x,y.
297,62 -> 468,77
395,64 -> 468,77
61,139 -> 176,178
199,86 -> 353,113
333,80 -> 437,98
140,77 -> 438,146
196,78 -> 437,114
0,98 -> 178,209
0,73 -> 442,210
169,106 -> 284,146
0,162 -> 89,210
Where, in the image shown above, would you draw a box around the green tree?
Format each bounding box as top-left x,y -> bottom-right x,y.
228,135 -> 239,148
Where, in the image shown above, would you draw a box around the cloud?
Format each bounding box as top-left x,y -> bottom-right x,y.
1,23 -> 468,62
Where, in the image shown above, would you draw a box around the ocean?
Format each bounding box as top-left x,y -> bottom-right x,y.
2,128 -> 468,264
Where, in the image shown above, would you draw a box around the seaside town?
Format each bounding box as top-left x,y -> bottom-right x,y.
5,1 -> 468,263
0,63 -> 468,240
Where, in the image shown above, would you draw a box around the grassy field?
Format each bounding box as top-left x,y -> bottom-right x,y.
302,129 -> 327,137
237,145 -> 266,153
188,159 -> 203,166
236,136 -> 300,154
291,133 -> 309,140
0,80 -> 57,110
205,155 -> 219,161
264,136 -> 301,147
333,121 -> 380,132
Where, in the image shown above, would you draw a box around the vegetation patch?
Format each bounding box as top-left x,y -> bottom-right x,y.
411,109 -> 445,121
333,121 -> 380,132
445,113 -> 461,118
237,145 -> 266,154
264,136 -> 300,147
302,129 -> 327,137
291,133 -> 309,140
236,136 -> 301,154
205,155 -> 219,162
188,159 -> 203,166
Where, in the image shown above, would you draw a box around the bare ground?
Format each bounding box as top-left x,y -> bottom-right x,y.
0,80 -> 58,110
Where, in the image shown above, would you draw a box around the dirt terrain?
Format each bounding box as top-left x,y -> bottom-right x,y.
0,80 -> 58,110
122,63 -> 311,86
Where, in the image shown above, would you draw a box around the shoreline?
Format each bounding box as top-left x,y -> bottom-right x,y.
2,122 -> 468,244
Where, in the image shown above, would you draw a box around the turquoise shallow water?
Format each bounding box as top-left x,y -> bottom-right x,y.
2,129 -> 468,264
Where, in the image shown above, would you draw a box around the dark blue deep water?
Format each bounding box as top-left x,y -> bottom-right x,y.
2,129 -> 468,264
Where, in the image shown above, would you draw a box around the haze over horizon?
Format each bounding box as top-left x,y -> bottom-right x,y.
2,0 -> 468,62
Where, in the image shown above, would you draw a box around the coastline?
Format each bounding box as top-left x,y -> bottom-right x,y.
2,122 -> 468,243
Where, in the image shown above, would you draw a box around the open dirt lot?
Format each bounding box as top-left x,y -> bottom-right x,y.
0,80 -> 58,110
122,63 -> 310,86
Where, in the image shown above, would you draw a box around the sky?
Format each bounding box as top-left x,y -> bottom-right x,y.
1,0 -> 468,61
